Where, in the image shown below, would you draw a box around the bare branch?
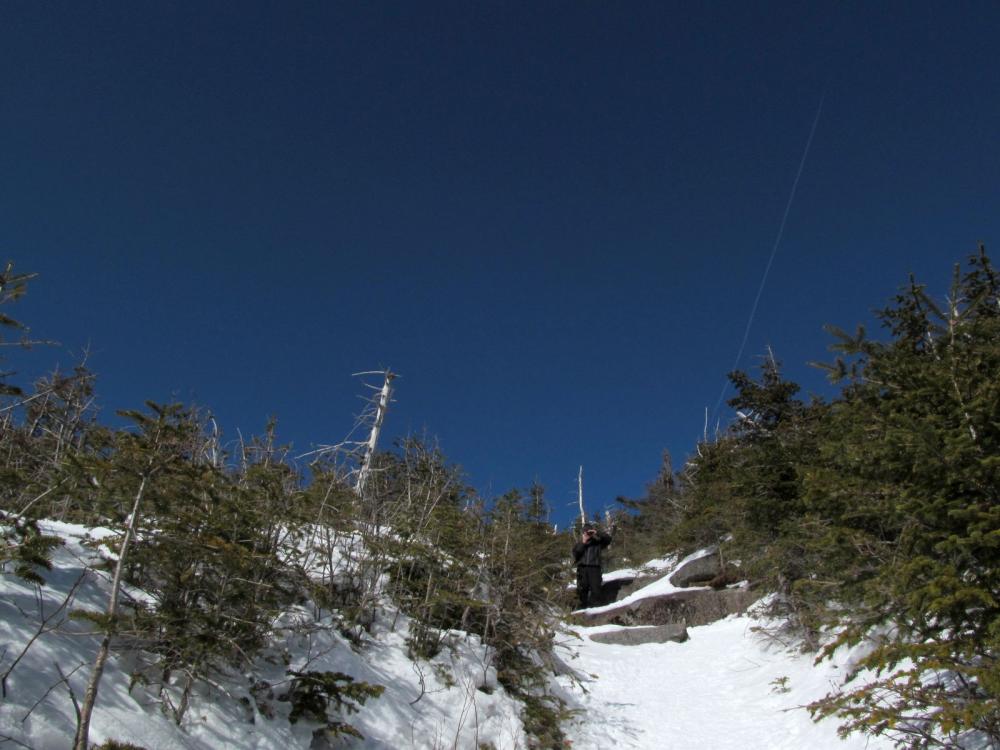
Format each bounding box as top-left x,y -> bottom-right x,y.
1,570 -> 88,698
20,662 -> 84,724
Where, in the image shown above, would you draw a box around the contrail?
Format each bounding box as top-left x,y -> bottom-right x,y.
710,90 -> 827,427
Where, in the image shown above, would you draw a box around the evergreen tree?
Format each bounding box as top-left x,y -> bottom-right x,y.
811,248 -> 1000,747
0,265 -> 69,587
0,261 -> 36,397
610,452 -> 684,566
658,355 -> 833,634
77,405 -> 308,724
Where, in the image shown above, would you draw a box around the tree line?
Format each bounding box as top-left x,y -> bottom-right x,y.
4,247 -> 998,749
615,246 -> 999,749
0,262 -> 575,748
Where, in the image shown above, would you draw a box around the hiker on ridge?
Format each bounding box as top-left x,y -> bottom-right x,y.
573,524 -> 612,609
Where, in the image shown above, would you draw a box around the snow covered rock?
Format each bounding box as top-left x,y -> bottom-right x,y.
667,549 -> 722,588
576,586 -> 757,628
606,574 -> 661,601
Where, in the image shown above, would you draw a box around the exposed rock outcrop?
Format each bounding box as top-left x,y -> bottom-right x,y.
576,586 -> 757,629
588,624 -> 688,646
668,551 -> 722,588
613,574 -> 661,599
595,574 -> 660,606
571,550 -> 756,645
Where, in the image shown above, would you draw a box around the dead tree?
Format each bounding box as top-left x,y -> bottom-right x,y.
295,369 -> 398,629
355,370 -> 395,499
297,369 -> 397,497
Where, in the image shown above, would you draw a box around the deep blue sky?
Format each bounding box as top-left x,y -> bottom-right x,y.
3,2 -> 998,526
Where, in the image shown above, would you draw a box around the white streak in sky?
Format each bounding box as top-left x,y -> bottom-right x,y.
710,91 -> 827,426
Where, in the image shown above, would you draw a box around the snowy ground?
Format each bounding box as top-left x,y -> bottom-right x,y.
0,518 -> 526,749
2,519 -> 893,749
555,557 -> 893,750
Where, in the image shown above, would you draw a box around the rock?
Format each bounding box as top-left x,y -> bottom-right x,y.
707,566 -> 743,589
588,624 -> 688,646
668,551 -> 722,588
594,576 -> 630,606
614,574 -> 662,599
595,572 -> 666,606
575,586 -> 758,628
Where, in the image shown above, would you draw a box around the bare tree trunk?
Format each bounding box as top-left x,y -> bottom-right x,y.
73,474 -> 148,750
577,465 -> 585,526
355,370 -> 395,499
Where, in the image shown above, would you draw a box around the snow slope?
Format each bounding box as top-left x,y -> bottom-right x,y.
555,558 -> 893,750
2,521 -> 893,750
0,519 -> 526,749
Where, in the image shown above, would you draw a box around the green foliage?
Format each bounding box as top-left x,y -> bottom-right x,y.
0,265 -> 90,584
646,355 -> 841,637
0,512 -> 62,585
496,649 -> 574,750
608,453 -> 684,566
0,261 -> 37,397
69,609 -> 115,630
520,692 -> 575,750
628,247 -> 1000,747
0,265 -> 571,746
359,447 -> 572,746
806,247 -> 1000,747
479,488 -> 572,748
95,741 -> 148,750
0,365 -> 106,529
770,676 -> 790,694
281,669 -> 384,740
93,406 -> 311,698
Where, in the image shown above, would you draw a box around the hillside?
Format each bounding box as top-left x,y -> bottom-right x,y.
0,518 -> 528,749
2,518 -> 898,749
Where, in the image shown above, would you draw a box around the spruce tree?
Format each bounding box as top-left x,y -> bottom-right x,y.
811,248 -> 1000,747
0,265 -> 69,586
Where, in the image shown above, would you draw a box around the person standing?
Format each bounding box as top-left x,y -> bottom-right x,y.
572,524 -> 612,609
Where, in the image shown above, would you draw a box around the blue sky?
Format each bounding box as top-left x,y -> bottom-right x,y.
2,2 -> 998,526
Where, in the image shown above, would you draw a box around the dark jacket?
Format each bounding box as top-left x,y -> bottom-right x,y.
572,532 -> 612,567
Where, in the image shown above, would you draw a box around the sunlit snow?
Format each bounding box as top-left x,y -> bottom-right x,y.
0,519 -> 892,749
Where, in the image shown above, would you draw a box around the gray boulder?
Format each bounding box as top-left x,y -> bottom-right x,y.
591,572 -> 661,606
614,574 -> 662,599
668,551 -> 722,588
588,624 -> 688,646
576,586 -> 757,628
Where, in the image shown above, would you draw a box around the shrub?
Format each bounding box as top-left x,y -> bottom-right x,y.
281,670 -> 384,740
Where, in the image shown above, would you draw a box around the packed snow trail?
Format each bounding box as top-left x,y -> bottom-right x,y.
556,617 -> 891,750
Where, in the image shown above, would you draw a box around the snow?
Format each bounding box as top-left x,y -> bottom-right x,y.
601,554 -> 677,584
581,548 -> 714,615
554,554 -> 894,750
0,518 -> 526,749
1,521 -> 892,749
556,616 -> 893,750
